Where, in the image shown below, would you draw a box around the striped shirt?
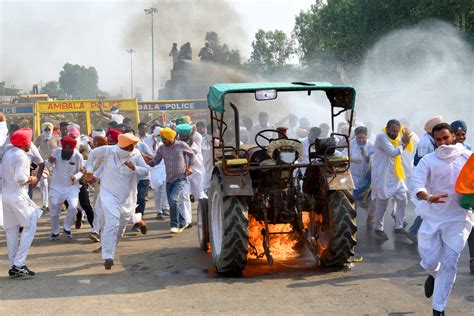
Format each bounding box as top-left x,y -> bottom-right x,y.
150,140 -> 194,183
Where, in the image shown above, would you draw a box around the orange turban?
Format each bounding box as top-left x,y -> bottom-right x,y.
10,128 -> 32,147
160,128 -> 177,142
118,133 -> 139,148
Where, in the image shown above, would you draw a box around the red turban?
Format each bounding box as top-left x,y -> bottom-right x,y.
60,137 -> 77,150
106,128 -> 121,144
10,128 -> 32,147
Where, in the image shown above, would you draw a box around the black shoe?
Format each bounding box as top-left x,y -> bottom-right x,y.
162,209 -> 170,216
433,309 -> 445,316
156,213 -> 164,220
88,232 -> 100,243
374,229 -> 389,240
190,194 -> 195,203
75,213 -> 82,229
424,275 -> 435,298
393,228 -> 408,236
49,234 -> 60,241
104,259 -> 114,270
63,229 -> 73,239
10,265 -> 35,278
131,223 -> 140,232
470,259 -> 474,275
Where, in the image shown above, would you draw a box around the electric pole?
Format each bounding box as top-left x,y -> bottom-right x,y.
144,6 -> 158,100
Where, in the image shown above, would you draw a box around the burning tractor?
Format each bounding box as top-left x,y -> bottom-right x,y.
197,82 -> 357,274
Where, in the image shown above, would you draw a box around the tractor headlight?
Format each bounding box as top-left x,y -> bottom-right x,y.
278,149 -> 297,164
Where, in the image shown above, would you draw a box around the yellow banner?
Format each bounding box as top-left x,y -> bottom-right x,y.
36,98 -> 137,113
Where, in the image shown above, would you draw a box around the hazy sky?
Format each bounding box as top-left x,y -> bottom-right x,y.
0,0 -> 314,98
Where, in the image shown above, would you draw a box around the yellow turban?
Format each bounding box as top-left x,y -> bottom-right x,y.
424,116 -> 443,134
160,127 -> 177,142
118,133 -> 139,148
41,122 -> 53,131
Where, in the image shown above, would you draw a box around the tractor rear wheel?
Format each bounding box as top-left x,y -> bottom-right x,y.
317,191 -> 357,267
208,175 -> 249,274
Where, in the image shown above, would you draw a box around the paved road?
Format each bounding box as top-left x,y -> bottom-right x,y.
0,192 -> 472,315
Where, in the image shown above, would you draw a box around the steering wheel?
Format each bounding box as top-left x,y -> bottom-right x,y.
255,129 -> 288,149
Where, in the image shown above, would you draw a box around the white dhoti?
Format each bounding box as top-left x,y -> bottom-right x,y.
99,190 -> 133,260
0,191 -> 3,228
418,219 -> 472,311
92,183 -> 102,235
375,186 -> 407,230
49,188 -> 80,234
181,170 -> 208,225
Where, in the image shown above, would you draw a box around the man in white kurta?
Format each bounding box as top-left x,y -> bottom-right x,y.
0,113 -> 9,228
372,119 -> 411,239
176,124 -> 207,227
349,126 -> 375,224
410,123 -> 472,315
144,126 -> 170,219
2,128 -> 40,277
86,133 -> 148,270
48,137 -> 84,239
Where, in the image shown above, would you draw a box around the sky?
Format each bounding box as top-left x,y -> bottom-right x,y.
0,0 -> 315,98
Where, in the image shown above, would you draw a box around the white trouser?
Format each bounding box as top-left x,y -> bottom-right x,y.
5,212 -> 38,268
100,196 -> 132,260
375,187 -> 407,230
49,191 -> 79,234
418,222 -> 468,312
181,182 -> 193,225
92,184 -> 102,235
0,192 -> 3,228
39,177 -> 49,208
153,183 -> 169,213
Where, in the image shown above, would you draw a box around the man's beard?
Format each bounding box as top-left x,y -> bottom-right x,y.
61,150 -> 74,160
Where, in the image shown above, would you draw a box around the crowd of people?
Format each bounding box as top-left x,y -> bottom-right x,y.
0,106 -> 472,315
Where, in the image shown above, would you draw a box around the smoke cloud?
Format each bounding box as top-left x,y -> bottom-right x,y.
355,20 -> 474,137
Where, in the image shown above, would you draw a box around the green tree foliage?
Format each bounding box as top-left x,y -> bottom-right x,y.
248,29 -> 295,72
40,81 -> 65,98
59,63 -> 99,99
204,31 -> 242,65
294,0 -> 474,67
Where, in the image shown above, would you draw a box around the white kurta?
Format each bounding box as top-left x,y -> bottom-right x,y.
350,139 -> 374,189
87,145 -> 148,260
411,148 -> 473,253
2,147 -> 38,229
411,145 -> 473,312
145,139 -> 170,212
371,132 -> 407,200
0,120 -> 8,227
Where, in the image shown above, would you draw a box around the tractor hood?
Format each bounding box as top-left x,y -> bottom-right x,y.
207,82 -> 356,113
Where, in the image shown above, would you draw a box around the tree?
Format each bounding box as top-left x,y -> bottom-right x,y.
40,81 -> 65,98
59,63 -> 99,99
294,0 -> 474,68
0,81 -> 21,96
248,29 -> 295,71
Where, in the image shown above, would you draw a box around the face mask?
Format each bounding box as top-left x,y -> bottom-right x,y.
61,150 -> 74,160
117,147 -> 132,159
43,131 -> 52,140
111,109 -> 119,114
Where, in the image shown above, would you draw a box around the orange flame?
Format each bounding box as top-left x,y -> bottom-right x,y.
247,215 -> 300,260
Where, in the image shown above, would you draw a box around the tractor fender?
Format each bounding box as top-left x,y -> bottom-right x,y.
212,164 -> 254,196
324,170 -> 354,191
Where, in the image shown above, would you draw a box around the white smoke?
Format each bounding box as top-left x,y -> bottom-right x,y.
355,19 -> 474,138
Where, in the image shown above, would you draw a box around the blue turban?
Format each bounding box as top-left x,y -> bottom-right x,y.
176,123 -> 193,137
450,120 -> 467,133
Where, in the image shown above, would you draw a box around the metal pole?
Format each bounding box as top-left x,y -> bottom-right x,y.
127,48 -> 134,98
145,7 -> 158,100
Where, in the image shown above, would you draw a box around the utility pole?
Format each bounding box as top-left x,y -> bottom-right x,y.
144,6 -> 158,100
127,48 -> 135,98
